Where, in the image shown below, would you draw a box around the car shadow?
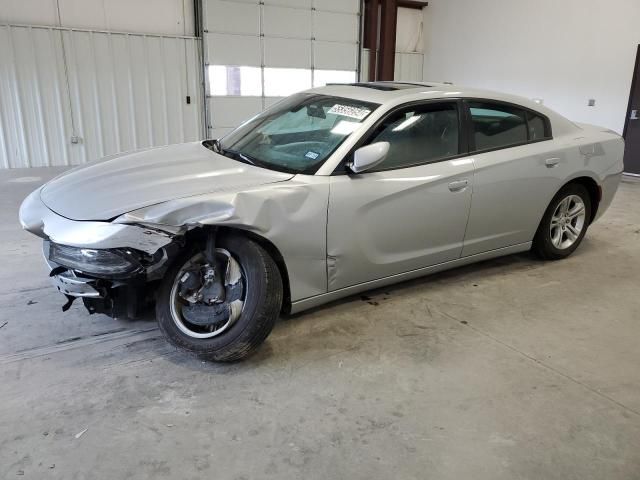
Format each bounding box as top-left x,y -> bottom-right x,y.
158,243 -> 595,370
283,250 -> 542,320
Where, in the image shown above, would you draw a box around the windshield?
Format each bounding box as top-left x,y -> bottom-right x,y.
209,93 -> 379,174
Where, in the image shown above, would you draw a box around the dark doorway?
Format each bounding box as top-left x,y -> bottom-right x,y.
624,45 -> 640,175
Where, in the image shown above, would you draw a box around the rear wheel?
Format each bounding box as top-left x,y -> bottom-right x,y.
156,234 -> 282,361
532,183 -> 591,260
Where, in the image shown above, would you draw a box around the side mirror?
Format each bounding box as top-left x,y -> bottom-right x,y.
348,142 -> 390,174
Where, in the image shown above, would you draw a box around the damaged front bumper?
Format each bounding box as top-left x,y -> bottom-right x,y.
49,267 -> 106,312
20,188 -> 181,316
20,188 -> 177,254
51,271 -> 102,298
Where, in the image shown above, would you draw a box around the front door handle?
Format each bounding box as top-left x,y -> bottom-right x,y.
631,109 -> 639,120
448,179 -> 469,192
545,157 -> 560,168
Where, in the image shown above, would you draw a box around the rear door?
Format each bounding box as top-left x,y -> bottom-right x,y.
461,100 -> 562,256
326,100 -> 474,291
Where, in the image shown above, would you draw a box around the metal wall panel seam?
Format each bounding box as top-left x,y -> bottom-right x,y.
65,30 -> 88,164
204,29 -> 358,45
124,34 -> 139,151
0,27 -> 18,167
191,40 -> 205,138
55,27 -> 78,153
159,37 -> 170,145
51,27 -> 71,165
205,30 -> 259,38
6,26 -> 30,167
28,26 -> 51,166
142,35 -> 155,146
88,31 -> 106,159
0,45 -> 10,168
209,1 -> 358,15
175,37 -> 187,143
0,110 -> 9,169
0,23 -> 199,40
107,32 -> 122,153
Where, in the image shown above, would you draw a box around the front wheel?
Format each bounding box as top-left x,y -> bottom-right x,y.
156,234 -> 283,362
532,183 -> 592,260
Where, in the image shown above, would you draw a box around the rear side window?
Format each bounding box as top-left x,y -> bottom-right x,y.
365,102 -> 460,171
468,102 -> 528,151
527,111 -> 550,141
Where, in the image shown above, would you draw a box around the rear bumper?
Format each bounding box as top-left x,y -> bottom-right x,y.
593,171 -> 622,223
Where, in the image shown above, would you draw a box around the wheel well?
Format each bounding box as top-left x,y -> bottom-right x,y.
184,226 -> 292,314
566,177 -> 600,222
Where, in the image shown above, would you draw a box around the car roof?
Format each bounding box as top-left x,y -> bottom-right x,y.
306,81 -> 578,135
308,81 -> 548,113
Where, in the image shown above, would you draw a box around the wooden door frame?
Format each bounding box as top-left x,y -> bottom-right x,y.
363,0 -> 428,81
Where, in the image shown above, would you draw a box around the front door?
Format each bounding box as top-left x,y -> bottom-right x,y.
326,101 -> 474,291
624,45 -> 640,175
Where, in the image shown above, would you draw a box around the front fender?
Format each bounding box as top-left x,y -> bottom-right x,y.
114,176 -> 330,302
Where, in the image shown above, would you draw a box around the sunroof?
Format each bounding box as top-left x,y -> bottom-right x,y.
329,82 -> 432,91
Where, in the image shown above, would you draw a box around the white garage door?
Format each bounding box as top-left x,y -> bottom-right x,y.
204,0 -> 361,138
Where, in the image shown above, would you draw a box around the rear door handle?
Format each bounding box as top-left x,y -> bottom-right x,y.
448,179 -> 469,192
545,157 -> 560,168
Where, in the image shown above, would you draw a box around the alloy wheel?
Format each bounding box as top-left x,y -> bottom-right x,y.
169,249 -> 246,339
549,194 -> 586,250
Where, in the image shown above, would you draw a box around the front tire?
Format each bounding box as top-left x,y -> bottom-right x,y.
532,183 -> 591,260
156,234 -> 283,362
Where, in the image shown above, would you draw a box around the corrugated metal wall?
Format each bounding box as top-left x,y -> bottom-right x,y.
0,24 -> 202,168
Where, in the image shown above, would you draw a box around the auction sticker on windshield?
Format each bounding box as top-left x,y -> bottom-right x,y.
328,104 -> 371,120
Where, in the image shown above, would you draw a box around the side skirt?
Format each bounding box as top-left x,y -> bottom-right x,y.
289,242 -> 532,314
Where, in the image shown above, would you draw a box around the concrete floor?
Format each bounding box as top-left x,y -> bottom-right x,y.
1,167 -> 639,480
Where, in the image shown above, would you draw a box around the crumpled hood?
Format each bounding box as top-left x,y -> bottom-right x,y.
40,142 -> 293,221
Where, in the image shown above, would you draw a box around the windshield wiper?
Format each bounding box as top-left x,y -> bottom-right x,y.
222,148 -> 258,166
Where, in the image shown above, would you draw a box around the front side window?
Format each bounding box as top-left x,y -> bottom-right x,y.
213,94 -> 378,174
468,102 -> 528,151
364,102 -> 460,171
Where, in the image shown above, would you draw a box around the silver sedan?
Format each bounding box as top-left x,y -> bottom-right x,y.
19,82 -> 624,361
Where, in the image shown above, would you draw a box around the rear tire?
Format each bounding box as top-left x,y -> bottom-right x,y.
156,234 -> 283,362
532,183 -> 591,260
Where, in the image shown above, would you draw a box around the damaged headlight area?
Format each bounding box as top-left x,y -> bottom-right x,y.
48,243 -> 144,278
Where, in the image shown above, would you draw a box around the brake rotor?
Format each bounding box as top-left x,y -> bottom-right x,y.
177,249 -> 245,330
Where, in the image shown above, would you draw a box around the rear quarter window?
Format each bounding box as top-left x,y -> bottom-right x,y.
527,111 -> 551,141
